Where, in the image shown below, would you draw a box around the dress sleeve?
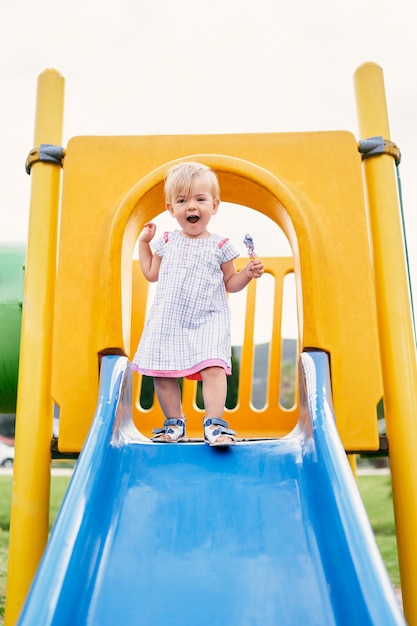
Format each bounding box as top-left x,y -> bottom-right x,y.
218,239 -> 239,264
151,235 -> 166,258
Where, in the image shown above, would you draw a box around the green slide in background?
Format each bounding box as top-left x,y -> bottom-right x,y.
0,244 -> 25,415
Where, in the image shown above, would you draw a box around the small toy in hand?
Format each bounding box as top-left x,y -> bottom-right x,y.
243,234 -> 256,259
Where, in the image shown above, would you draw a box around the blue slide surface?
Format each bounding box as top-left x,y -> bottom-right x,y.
18,352 -> 405,625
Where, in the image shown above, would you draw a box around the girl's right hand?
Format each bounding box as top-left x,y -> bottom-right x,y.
139,222 -> 156,243
246,257 -> 264,279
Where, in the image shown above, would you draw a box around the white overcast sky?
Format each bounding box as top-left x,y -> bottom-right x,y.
0,0 -> 416,342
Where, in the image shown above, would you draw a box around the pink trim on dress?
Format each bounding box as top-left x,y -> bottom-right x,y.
131,358 -> 231,381
217,238 -> 229,249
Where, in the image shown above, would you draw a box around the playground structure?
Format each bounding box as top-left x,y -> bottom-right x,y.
2,63 -> 416,624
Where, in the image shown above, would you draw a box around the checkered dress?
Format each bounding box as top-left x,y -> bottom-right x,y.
131,230 -> 239,380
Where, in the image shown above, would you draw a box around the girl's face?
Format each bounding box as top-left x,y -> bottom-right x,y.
166,175 -> 219,238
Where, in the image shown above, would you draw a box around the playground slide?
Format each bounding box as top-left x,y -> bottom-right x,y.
17,352 -> 405,625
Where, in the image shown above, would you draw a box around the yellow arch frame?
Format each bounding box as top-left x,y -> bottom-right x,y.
51,145 -> 381,452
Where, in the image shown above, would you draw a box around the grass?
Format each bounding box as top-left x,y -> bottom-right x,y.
0,472 -> 400,623
357,473 -> 400,586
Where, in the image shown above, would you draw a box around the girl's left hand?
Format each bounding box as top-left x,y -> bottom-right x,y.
247,258 -> 264,279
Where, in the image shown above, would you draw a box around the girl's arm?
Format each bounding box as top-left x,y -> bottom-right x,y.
222,257 -> 264,293
138,223 -> 162,282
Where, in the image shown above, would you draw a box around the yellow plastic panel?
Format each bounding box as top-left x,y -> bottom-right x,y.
51,132 -> 382,452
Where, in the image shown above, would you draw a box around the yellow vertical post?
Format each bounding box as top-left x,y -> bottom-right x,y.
5,69 -> 64,626
354,62 -> 417,624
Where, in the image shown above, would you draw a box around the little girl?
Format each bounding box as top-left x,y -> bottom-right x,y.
131,162 -> 264,446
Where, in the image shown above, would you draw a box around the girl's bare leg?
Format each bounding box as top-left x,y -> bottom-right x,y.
153,377 -> 184,441
200,366 -> 227,416
153,377 -> 183,416
200,367 -> 234,443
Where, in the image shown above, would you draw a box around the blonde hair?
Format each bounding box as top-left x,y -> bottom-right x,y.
164,162 -> 220,205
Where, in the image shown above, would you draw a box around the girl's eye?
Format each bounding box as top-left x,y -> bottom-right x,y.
197,197 -> 206,202
177,198 -> 186,203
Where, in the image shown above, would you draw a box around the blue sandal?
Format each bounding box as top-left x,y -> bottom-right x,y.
152,418 -> 186,443
204,417 -> 236,447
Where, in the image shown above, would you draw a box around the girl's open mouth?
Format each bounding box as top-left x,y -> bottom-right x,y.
187,215 -> 199,223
